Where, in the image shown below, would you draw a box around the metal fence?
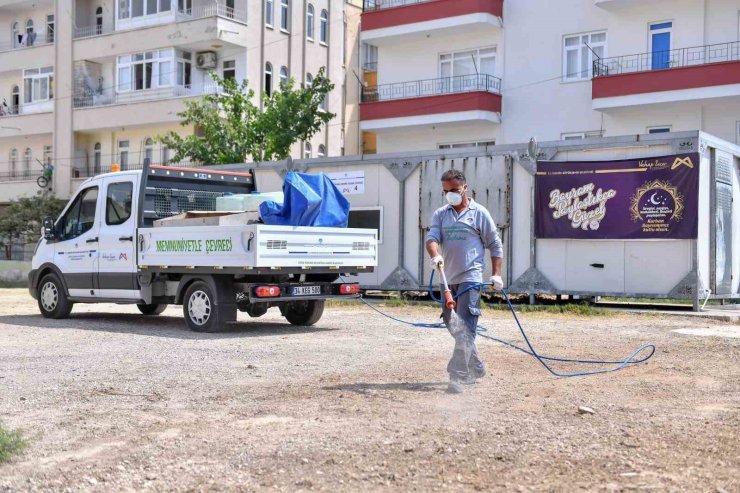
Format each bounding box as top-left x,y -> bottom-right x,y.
0,169 -> 38,183
73,83 -> 222,109
0,29 -> 54,53
363,0 -> 435,11
593,40 -> 740,77
361,74 -> 501,103
71,155 -> 200,179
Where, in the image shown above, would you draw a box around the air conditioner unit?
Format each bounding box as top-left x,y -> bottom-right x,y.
195,51 -> 217,70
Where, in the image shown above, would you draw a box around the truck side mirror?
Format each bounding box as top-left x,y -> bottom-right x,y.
42,217 -> 56,240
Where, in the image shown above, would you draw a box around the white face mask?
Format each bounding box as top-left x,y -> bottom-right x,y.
445,191 -> 463,207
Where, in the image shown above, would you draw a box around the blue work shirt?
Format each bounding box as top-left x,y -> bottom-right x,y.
426,199 -> 503,285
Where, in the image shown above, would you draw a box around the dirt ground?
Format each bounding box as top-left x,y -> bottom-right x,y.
0,288 -> 738,492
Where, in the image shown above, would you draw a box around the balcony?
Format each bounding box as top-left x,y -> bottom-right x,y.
360,73 -> 502,130
0,29 -> 54,73
592,41 -> 740,110
73,84 -> 220,131
73,4 -> 248,61
74,2 -> 247,39
0,103 -> 54,137
70,154 -> 199,179
361,0 -> 503,45
594,0 -> 672,11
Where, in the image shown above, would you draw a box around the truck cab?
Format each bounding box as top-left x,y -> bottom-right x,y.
30,166 -> 377,332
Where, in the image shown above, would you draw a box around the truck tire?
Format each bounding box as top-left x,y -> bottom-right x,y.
182,281 -> 225,333
283,300 -> 325,326
137,303 -> 168,316
37,273 -> 73,319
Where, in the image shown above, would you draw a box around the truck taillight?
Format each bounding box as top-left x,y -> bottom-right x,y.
339,283 -> 360,295
255,285 -> 281,298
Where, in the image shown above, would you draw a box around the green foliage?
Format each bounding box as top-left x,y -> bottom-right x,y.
0,422 -> 27,463
0,191 -> 67,259
158,68 -> 335,164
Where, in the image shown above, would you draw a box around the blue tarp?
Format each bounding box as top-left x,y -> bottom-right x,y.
259,172 -> 350,227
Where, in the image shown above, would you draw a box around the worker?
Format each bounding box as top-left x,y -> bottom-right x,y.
426,169 -> 504,394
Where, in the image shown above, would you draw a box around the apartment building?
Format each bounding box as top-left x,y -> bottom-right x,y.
0,0 -> 362,201
359,0 -> 740,153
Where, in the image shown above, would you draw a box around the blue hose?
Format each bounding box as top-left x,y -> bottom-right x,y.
351,272 -> 655,378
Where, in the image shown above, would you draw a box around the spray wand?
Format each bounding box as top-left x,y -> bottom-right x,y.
437,264 -> 456,311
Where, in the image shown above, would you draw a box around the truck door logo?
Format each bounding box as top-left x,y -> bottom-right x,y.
119,253 -> 128,261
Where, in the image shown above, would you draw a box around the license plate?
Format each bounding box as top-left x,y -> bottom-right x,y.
291,286 -> 322,296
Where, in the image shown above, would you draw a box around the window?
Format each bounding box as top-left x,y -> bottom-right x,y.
43,145 -> 52,166
46,14 -> 54,42
265,0 -> 273,26
563,31 -> 606,80
438,140 -> 495,149
23,148 -> 31,174
279,66 -> 289,87
94,143 -> 102,174
348,208 -> 383,243
9,149 -> 17,175
25,19 -> 33,33
96,7 -> 103,34
317,144 -> 326,157
143,137 -> 154,165
362,43 -> 378,71
106,182 -> 133,226
59,187 -> 98,241
280,0 -> 289,31
119,0 -> 171,19
320,9 -> 328,44
647,126 -> 671,134
117,49 -> 189,92
561,131 -> 603,140
118,140 -> 129,170
306,4 -> 314,41
439,47 -> 496,92
11,21 -> 19,48
304,142 -> 312,159
161,145 -> 170,164
10,85 -> 19,113
265,62 -> 273,96
223,59 -> 236,81
306,72 -> 313,88
23,67 -> 54,104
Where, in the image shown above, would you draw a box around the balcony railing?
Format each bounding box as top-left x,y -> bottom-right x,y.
74,2 -> 247,39
593,40 -> 740,77
0,169 -> 39,183
73,83 -> 222,109
72,154 -> 200,179
176,3 -> 248,23
0,29 -> 54,53
363,0 -> 434,11
361,74 -> 501,103
0,101 -> 53,117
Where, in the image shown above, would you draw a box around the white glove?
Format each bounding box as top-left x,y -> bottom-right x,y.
489,275 -> 504,291
430,255 -> 444,270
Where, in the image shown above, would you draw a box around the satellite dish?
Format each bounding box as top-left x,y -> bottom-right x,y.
527,137 -> 538,160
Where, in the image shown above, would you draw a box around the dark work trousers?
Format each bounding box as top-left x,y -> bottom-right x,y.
442,282 -> 485,381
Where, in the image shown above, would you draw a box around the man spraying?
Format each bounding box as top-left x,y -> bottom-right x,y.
426,169 -> 504,394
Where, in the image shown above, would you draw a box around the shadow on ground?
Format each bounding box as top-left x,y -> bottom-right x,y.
323,381 -> 448,395
0,313 -> 337,340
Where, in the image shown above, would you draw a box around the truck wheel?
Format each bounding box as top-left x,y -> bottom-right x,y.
283,300 -> 325,326
137,303 -> 168,316
182,281 -> 224,333
37,273 -> 73,319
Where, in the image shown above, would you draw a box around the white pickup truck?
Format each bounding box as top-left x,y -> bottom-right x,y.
29,165 -> 378,332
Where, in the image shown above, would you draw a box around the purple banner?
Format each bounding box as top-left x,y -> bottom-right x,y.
535,153 -> 699,239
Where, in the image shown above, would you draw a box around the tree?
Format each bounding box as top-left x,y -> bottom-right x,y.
0,191 -> 66,260
158,68 -> 335,164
